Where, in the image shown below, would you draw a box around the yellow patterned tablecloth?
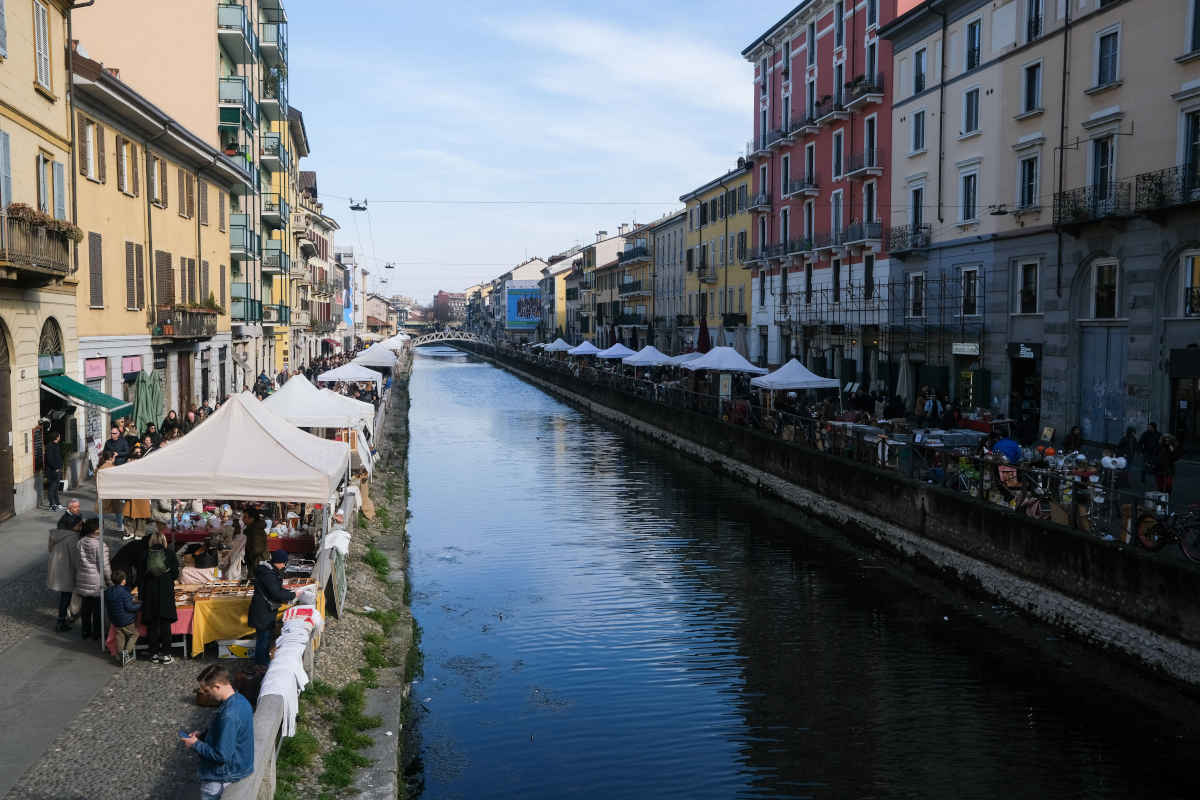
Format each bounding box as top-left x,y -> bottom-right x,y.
190,590 -> 325,658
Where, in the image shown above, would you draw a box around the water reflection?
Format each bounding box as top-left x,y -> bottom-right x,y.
406,347 -> 1200,800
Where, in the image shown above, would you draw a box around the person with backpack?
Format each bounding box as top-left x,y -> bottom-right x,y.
139,529 -> 180,664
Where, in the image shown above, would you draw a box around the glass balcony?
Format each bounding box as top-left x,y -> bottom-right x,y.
260,70 -> 288,121
259,9 -> 287,67
261,193 -> 288,228
231,282 -> 262,322
263,303 -> 291,326
617,245 -> 649,264
259,132 -> 289,172
229,221 -> 259,262
262,241 -> 290,274
218,76 -> 255,129
217,3 -> 256,64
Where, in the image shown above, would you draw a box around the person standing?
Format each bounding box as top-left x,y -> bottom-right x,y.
240,510 -> 268,579
248,550 -> 294,666
1140,422 -> 1162,487
56,499 -> 83,532
102,425 -> 131,465
1158,434 -> 1182,496
48,520 -> 80,632
140,529 -> 180,664
105,570 -> 142,667
43,430 -> 64,511
182,665 -> 255,799
97,452 -> 126,535
75,519 -> 110,640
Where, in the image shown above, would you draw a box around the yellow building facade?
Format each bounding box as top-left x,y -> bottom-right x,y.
72,53 -> 249,438
0,0 -> 80,515
613,223 -> 653,347
680,166 -> 752,349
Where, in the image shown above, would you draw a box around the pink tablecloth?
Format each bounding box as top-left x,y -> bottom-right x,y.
105,606 -> 194,656
267,536 -> 315,554
164,529 -> 214,544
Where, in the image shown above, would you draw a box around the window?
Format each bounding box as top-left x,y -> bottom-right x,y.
866,42 -> 877,81
0,0 -> 6,58
199,181 -> 209,225
218,190 -> 226,231
1093,260 -> 1119,318
868,0 -> 878,28
963,88 -> 980,134
832,259 -> 842,303
33,0 -> 51,91
960,171 -> 978,222
911,185 -> 924,226
805,262 -> 813,303
965,19 -> 981,71
1192,0 -> 1200,54
804,201 -> 814,238
1097,29 -> 1119,87
912,109 -> 926,152
864,181 -> 877,223
961,267 -> 979,316
1018,155 -> 1039,209
833,131 -> 843,178
1027,0 -> 1043,43
831,189 -> 843,237
783,42 -> 791,78
759,271 -> 766,306
761,57 -> 768,96
1023,62 -> 1042,112
759,165 -> 767,198
1018,261 -> 1039,313
83,120 -> 96,180
0,129 -> 10,208
87,232 -> 103,307
834,62 -> 844,105
864,254 -> 876,299
914,48 -> 927,94
835,1 -> 844,48
782,94 -> 791,129
806,78 -> 816,119
807,22 -> 816,66
908,272 -> 925,317
1092,135 -> 1115,200
738,287 -> 744,313
781,155 -> 790,195
805,143 -> 815,181
1182,253 -> 1200,315
781,208 -> 790,244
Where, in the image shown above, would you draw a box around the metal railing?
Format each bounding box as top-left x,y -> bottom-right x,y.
154,305 -> 218,338
787,237 -> 813,255
1134,164 -> 1200,214
846,72 -> 885,105
230,225 -> 258,259
813,229 -> 847,250
617,245 -> 649,263
259,13 -> 287,65
1027,14 -> 1043,42
259,133 -> 290,172
814,96 -> 847,122
787,172 -> 819,195
748,192 -> 772,211
260,70 -> 288,119
843,221 -> 883,244
218,76 -> 253,118
1053,181 -> 1133,225
846,148 -> 885,175
0,213 -> 72,277
216,3 -> 256,62
616,313 -> 647,325
261,243 -> 290,273
886,223 -> 931,253
618,280 -> 645,296
261,192 -> 289,223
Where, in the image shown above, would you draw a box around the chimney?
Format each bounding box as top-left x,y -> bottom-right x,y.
105,67 -> 120,79
618,223 -> 630,236
595,230 -> 608,242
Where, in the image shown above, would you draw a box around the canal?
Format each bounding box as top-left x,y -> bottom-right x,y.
405,346 -> 1200,799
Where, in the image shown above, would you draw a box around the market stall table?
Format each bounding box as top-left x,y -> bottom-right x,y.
190,580 -> 324,658
105,606 -> 194,657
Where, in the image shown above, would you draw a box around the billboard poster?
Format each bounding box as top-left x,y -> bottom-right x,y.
505,280 -> 541,331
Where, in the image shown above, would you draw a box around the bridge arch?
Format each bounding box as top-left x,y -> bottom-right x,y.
411,331 -> 490,348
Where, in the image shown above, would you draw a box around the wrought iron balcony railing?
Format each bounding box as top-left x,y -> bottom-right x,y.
1053,181 -> 1133,226
1134,164 -> 1200,215
0,213 -> 72,282
155,305 -> 218,338
886,223 -> 931,253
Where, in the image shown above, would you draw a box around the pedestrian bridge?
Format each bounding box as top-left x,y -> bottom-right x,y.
412,330 -> 491,347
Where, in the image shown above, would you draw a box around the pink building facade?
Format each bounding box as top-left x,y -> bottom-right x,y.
744,0 -> 900,379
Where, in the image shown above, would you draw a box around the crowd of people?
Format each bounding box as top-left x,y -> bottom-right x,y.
251,351 -> 385,409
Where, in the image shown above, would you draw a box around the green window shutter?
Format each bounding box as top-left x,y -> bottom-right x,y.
88,232 -> 103,307
124,241 -> 136,309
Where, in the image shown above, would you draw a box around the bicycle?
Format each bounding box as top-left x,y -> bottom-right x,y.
1133,506 -> 1200,562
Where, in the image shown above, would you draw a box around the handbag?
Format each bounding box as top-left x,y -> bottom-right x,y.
68,591 -> 82,618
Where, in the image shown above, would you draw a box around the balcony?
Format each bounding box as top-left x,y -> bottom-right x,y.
259,10 -> 287,67
260,71 -> 288,122
697,261 -> 718,283
616,313 -> 647,325
675,314 -> 695,327
1134,164 -> 1200,219
292,308 -> 310,328
290,257 -> 309,280
786,172 -> 819,197
618,280 -> 647,296
744,246 -> 769,264
722,313 -> 747,327
787,237 -> 813,256
844,73 -> 886,111
261,192 -> 288,227
789,113 -> 819,137
565,287 -> 579,301
229,222 -> 258,262
153,305 -> 218,339
886,223 -> 931,258
577,279 -> 593,290
263,303 -> 291,327
766,127 -> 790,150
298,231 -> 316,257
813,229 -> 847,253
313,279 -> 331,296
261,241 -> 289,274
0,213 -> 72,285
259,132 -> 289,172
845,148 -> 885,179
748,192 -> 773,212
765,242 -> 790,260
1053,181 -> 1133,230
617,245 -> 650,264
313,319 -> 337,334
217,3 -> 256,64
843,221 -> 883,248
219,142 -> 254,180
814,96 -> 849,126
218,76 -> 255,129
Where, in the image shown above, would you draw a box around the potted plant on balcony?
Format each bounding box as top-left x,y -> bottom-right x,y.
5,202 -> 84,242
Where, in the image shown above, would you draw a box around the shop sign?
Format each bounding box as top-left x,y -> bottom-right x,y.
952,342 -> 980,356
84,358 -> 107,380
1007,342 -> 1043,360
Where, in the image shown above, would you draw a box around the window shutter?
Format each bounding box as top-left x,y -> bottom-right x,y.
52,161 -> 65,220
124,241 -> 136,308
187,175 -> 195,219
178,170 -> 186,217
219,264 -> 226,307
218,191 -> 225,231
199,181 -> 208,225
0,130 -> 10,208
115,136 -> 125,192
135,244 -> 145,308
96,125 -> 106,183
76,113 -> 87,176
130,143 -> 139,197
88,232 -> 103,307
159,158 -> 168,208
201,259 -> 209,300
0,0 -> 7,59
33,1 -> 49,89
188,257 -> 197,303
155,250 -> 173,306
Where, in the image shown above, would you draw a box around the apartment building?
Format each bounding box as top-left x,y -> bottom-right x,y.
539,253 -> 577,339
72,53 -> 249,444
76,0 -> 292,385
744,0 -> 899,377
296,168 -> 339,360
680,166 -> 753,354
649,210 -> 687,351
611,223 -> 655,348
577,230 -> 626,345
0,0 -> 79,515
883,0 -> 1200,445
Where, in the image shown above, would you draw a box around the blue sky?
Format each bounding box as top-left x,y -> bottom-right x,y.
287,0 -> 783,302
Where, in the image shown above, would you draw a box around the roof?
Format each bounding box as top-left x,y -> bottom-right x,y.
288,107 -> 311,158
680,163 -> 753,202
878,0 -> 944,41
741,0 -> 815,58
648,210 -> 688,232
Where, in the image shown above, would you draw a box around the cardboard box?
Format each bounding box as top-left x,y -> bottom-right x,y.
217,639 -> 255,660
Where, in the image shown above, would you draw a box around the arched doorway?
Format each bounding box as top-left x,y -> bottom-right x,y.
0,321 -> 13,520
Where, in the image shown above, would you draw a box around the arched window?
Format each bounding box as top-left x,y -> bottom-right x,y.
38,318 -> 64,375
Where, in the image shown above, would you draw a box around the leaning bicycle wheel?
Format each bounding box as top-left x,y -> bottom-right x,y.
1178,524 -> 1200,563
1134,513 -> 1168,551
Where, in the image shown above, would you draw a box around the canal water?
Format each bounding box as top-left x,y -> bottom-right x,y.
405,347 -> 1200,800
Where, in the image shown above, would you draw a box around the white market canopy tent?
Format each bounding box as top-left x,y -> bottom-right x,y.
667,351 -> 705,366
96,392 -> 350,503
543,338 -> 573,352
596,343 -> 636,360
751,358 -> 841,390
682,346 -> 768,374
319,389 -> 375,429
622,346 -> 672,367
317,363 -> 384,390
381,333 -> 410,350
354,342 -> 399,368
568,340 -> 600,356
263,375 -> 359,429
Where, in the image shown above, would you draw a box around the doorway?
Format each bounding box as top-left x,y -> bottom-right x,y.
1079,326 -> 1127,443
178,352 -> 193,413
0,324 -> 12,521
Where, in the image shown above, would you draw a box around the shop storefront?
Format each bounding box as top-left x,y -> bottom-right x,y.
1170,347 -> 1200,452
1008,342 -> 1043,442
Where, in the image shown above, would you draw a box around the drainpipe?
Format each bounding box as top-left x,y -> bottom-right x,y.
1055,5 -> 1072,298
933,1 -> 948,224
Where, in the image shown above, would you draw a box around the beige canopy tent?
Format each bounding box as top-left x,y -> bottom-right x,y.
262,375 -> 359,429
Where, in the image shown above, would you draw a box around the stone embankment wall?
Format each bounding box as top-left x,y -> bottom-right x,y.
466,345 -> 1200,687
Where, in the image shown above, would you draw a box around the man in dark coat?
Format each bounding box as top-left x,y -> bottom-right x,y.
248,551 -> 294,666
101,426 -> 130,466
43,431 -> 63,510
240,510 -> 268,578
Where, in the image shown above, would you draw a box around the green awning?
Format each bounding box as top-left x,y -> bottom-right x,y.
41,374 -> 133,420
